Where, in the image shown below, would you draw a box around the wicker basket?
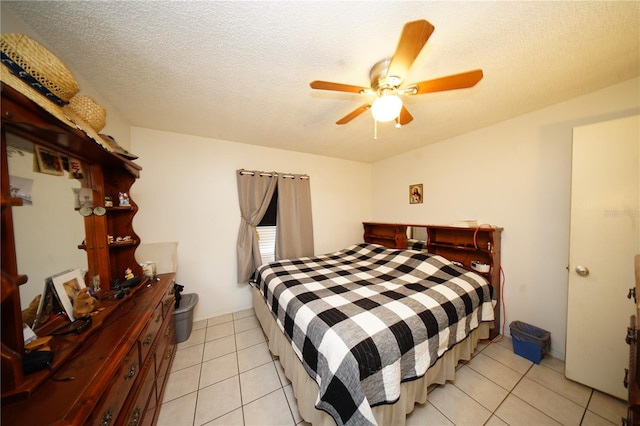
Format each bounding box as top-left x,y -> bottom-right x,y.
0,33 -> 79,103
66,95 -> 106,132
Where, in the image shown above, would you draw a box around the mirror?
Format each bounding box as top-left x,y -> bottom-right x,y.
6,133 -> 87,311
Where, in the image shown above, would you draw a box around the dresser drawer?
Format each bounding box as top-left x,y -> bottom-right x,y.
117,346 -> 156,426
155,315 -> 176,402
141,383 -> 158,426
161,280 -> 176,318
138,302 -> 163,363
89,344 -> 140,426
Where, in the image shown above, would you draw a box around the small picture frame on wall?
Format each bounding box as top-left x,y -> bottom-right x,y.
34,146 -> 64,176
409,184 -> 423,204
68,158 -> 84,179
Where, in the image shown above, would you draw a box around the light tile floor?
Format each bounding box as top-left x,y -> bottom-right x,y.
157,309 -> 627,425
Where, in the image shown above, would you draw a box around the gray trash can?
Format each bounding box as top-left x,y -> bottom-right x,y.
174,293 -> 199,343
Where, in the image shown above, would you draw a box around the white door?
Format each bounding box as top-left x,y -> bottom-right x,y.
566,114 -> 639,400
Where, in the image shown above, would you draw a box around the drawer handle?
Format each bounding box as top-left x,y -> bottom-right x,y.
125,362 -> 138,380
165,347 -> 173,360
143,335 -> 152,346
100,408 -> 113,426
624,368 -> 629,389
128,407 -> 141,426
165,325 -> 172,337
155,312 -> 162,323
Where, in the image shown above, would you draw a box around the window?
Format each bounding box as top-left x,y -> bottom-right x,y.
257,187 -> 277,264
257,225 -> 276,264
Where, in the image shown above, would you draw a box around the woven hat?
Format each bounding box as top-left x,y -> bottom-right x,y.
63,95 -> 114,152
0,33 -> 79,129
0,34 -> 114,153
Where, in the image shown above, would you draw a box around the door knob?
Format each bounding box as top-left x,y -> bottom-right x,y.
575,265 -> 590,276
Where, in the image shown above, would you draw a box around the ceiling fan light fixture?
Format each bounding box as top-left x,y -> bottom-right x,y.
309,20 -> 482,127
371,93 -> 402,122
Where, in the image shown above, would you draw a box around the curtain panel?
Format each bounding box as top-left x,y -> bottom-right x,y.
276,173 -> 314,260
236,170 -> 278,283
236,169 -> 314,283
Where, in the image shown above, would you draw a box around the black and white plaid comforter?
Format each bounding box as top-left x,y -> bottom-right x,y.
253,243 -> 495,426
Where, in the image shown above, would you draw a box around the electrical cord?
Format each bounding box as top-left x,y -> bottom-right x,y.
47,316 -> 92,336
472,223 -> 494,251
491,266 -> 507,344
35,284 -> 141,385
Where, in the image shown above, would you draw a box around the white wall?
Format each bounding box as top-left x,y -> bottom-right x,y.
130,127 -> 371,321
371,77 -> 640,360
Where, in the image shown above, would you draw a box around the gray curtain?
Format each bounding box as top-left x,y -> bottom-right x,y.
236,170 -> 277,283
275,174 -> 314,260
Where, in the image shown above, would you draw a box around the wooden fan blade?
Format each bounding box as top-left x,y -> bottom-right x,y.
387,20 -> 435,79
398,106 -> 413,125
336,104 -> 370,125
310,80 -> 369,94
409,69 -> 483,95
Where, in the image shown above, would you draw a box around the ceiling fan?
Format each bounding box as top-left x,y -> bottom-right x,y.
309,19 -> 483,127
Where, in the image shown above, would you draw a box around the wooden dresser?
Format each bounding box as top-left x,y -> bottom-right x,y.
1,273 -> 177,425
1,81 -> 176,424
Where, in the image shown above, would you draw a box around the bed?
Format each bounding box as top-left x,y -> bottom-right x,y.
252,243 -> 495,426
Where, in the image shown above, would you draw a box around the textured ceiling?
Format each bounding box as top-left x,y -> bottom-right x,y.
3,1 -> 639,163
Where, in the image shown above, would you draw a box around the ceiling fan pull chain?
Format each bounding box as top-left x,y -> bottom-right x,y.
373,119 -> 378,140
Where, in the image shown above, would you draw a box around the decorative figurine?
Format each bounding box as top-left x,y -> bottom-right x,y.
124,268 -> 134,280
118,192 -> 130,206
104,196 -> 113,207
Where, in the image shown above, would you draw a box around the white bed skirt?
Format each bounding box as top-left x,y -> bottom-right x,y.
252,287 -> 490,426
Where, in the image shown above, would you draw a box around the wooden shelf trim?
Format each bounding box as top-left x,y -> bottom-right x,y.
77,240 -> 138,250
1,84 -> 141,175
0,197 -> 23,209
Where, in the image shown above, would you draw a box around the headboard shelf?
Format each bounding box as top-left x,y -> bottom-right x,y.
362,222 -> 409,249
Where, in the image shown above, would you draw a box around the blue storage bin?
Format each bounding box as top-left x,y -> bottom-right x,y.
510,321 -> 550,364
512,338 -> 544,363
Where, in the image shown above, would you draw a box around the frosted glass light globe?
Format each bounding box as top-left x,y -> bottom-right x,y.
371,94 -> 402,122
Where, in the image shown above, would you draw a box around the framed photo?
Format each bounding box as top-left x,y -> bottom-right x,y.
32,279 -> 64,329
409,184 -> 423,204
9,175 -> 33,205
68,158 -> 84,179
50,269 -> 86,321
35,146 -> 64,176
